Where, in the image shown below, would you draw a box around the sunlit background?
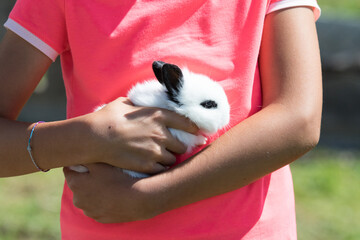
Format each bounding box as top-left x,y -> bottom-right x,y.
0,1 -> 359,239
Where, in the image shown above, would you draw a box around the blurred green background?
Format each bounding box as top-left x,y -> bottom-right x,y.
319,0 -> 360,17
0,0 -> 360,239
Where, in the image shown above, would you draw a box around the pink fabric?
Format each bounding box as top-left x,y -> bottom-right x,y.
6,0 -> 319,239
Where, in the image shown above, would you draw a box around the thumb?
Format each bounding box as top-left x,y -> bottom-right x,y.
114,96 -> 133,105
85,163 -> 115,173
85,163 -> 136,182
63,166 -> 89,191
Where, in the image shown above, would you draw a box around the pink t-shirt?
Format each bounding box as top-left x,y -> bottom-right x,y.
5,1 -> 320,239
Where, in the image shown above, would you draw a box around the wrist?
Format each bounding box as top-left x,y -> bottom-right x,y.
27,116 -> 99,170
75,112 -> 107,165
135,175 -> 172,218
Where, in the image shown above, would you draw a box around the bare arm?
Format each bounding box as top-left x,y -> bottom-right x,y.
0,30 -> 53,176
143,7 -> 322,213
64,6 -> 322,223
0,30 -> 196,177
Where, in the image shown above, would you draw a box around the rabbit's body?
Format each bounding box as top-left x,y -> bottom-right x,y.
127,76 -> 208,150
70,61 -> 230,178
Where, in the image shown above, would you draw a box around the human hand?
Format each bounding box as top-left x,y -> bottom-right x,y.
64,163 -> 161,223
83,97 -> 199,175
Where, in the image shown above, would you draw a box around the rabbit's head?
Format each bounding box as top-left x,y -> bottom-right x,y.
152,61 -> 230,135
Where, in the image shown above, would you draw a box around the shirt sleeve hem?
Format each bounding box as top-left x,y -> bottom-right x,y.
4,18 -> 59,62
267,0 -> 321,21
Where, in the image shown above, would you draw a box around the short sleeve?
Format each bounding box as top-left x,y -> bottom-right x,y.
3,0 -> 68,61
267,0 -> 321,21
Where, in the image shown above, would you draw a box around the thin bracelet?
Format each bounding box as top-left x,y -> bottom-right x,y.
27,121 -> 49,172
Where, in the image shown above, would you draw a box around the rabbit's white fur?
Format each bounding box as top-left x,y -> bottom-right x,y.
124,68 -> 230,178
128,68 -> 230,134
69,65 -> 230,178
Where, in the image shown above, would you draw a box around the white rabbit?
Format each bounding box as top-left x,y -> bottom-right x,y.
69,61 -> 230,178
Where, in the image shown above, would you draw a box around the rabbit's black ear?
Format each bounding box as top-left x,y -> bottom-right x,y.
161,63 -> 183,97
152,61 -> 166,83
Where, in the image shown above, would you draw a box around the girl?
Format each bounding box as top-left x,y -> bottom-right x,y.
0,0 -> 322,239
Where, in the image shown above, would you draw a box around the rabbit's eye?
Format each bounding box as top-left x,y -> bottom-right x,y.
200,100 -> 217,109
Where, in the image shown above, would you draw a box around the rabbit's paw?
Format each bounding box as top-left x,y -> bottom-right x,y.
194,135 -> 207,146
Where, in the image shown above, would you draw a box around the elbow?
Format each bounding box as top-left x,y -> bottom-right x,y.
302,122 -> 321,151
0,110 -> 20,121
294,109 -> 322,152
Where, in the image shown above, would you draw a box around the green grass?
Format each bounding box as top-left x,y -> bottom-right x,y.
292,150 -> 360,240
317,0 -> 360,18
0,150 -> 359,239
0,169 -> 63,240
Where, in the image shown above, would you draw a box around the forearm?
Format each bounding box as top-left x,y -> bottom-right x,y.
0,97 -> 198,178
0,29 -> 87,177
0,116 -> 92,177
139,6 -> 322,216
141,103 -> 320,213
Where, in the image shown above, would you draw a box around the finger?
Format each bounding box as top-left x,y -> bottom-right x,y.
63,166 -> 87,179
161,110 -> 199,134
63,167 -> 89,191
150,162 -> 168,174
119,97 -> 133,105
161,127 -> 187,154
157,147 -> 177,167
85,163 -> 113,172
85,163 -> 132,181
137,160 -> 167,175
